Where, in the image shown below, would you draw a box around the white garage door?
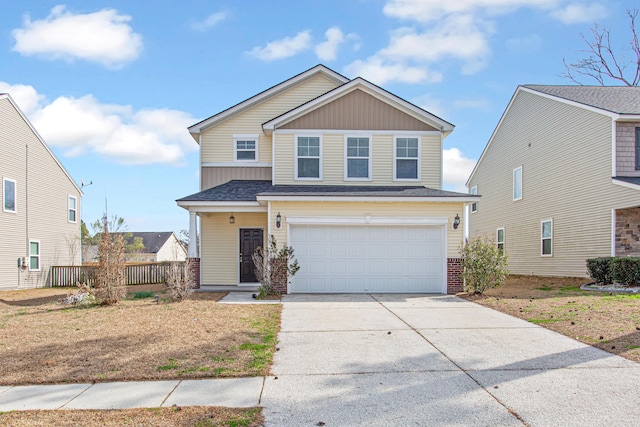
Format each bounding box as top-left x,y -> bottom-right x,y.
289,225 -> 445,293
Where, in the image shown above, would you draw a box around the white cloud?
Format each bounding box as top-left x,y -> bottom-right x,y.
247,31 -> 312,61
315,27 -> 345,61
551,2 -> 607,24
12,5 -> 142,68
1,81 -> 197,165
452,98 -> 491,110
506,33 -> 543,52
345,58 -> 441,85
443,148 -> 477,192
191,11 -> 227,31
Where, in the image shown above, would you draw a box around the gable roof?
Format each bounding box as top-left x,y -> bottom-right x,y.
262,77 -> 454,135
1,94 -> 82,195
188,65 -> 349,139
524,85 -> 640,115
118,232 -> 178,254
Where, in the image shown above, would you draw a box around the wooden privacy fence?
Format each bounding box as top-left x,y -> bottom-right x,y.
50,262 -> 185,287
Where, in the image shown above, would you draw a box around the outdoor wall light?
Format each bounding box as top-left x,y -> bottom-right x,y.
229,214 -> 235,224
276,212 -> 282,229
453,214 -> 461,230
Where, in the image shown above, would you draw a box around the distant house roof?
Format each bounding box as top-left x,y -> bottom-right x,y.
523,85 -> 640,115
177,180 -> 476,203
116,232 -> 176,254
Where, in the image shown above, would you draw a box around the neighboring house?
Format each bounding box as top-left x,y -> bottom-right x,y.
82,232 -> 187,263
467,85 -> 640,277
0,94 -> 82,289
177,65 -> 478,294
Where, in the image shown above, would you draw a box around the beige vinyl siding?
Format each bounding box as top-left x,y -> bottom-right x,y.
281,89 -> 438,131
468,90 -> 640,277
616,122 -> 640,177
200,212 -> 267,285
0,97 -> 81,289
268,201 -> 464,258
200,75 -> 340,166
201,166 -> 272,190
274,133 -> 441,187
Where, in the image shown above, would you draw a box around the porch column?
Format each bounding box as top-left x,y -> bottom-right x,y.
188,211 -> 198,257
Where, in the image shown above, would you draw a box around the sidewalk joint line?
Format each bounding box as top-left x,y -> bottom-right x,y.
59,383 -> 94,409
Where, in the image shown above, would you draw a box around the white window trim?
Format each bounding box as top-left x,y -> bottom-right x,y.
393,136 -> 421,181
513,166 -> 523,201
233,134 -> 259,162
470,185 -> 478,213
541,219 -> 553,257
497,227 -> 505,251
344,135 -> 372,181
68,195 -> 77,223
29,240 -> 40,271
294,135 -> 323,181
3,177 -> 16,213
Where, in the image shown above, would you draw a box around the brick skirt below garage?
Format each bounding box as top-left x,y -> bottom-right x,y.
447,258 -> 464,294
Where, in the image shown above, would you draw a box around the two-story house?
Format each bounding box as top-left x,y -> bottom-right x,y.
177,65 -> 477,294
467,85 -> 640,277
1,93 -> 82,289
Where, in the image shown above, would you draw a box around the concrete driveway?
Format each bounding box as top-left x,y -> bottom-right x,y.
261,294 -> 640,426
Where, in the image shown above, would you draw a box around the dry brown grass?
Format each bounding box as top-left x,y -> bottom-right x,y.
462,275 -> 640,363
0,406 -> 263,426
0,284 -> 280,385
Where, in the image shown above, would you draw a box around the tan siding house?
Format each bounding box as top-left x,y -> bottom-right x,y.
467,85 -> 640,277
0,94 -> 82,289
178,65 -> 478,294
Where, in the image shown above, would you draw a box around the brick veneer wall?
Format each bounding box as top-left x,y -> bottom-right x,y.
615,208 -> 640,256
188,257 -> 200,289
447,258 -> 464,294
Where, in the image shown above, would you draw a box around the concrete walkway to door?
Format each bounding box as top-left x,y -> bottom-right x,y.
260,294 -> 640,426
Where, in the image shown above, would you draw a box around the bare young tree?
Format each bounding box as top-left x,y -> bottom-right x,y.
563,9 -> 640,86
252,237 -> 300,298
94,215 -> 127,305
166,259 -> 195,301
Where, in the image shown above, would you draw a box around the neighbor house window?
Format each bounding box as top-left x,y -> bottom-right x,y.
513,166 -> 522,201
68,196 -> 77,223
635,127 -> 640,170
394,137 -> 420,180
3,178 -> 16,213
541,219 -> 553,256
296,136 -> 321,179
345,136 -> 371,180
497,228 -> 505,252
29,240 -> 40,271
470,185 -> 478,213
234,135 -> 258,161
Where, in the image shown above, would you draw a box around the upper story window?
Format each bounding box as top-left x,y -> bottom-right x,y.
68,196 -> 77,223
234,134 -> 258,162
394,137 -> 420,180
29,240 -> 40,271
470,185 -> 478,213
513,166 -> 522,201
296,136 -> 321,180
345,136 -> 371,180
635,127 -> 640,170
3,178 -> 16,213
541,219 -> 553,256
497,227 -> 505,252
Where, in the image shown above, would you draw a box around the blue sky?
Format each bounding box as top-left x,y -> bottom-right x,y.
0,0 -> 635,233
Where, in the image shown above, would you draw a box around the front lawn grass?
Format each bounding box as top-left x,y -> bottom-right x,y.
462,275 -> 640,363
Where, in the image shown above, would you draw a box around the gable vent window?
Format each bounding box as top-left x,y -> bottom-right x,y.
296,136 -> 321,179
513,166 -> 523,201
345,137 -> 371,180
3,178 -> 16,213
394,137 -> 420,180
68,196 -> 77,223
234,135 -> 258,161
470,185 -> 478,213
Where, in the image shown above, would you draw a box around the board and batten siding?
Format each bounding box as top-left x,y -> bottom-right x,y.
468,90 -> 640,277
200,212 -> 267,285
273,133 -> 441,187
616,122 -> 640,178
0,97 -> 81,289
199,74 -> 341,167
201,166 -> 272,190
268,201 -> 465,259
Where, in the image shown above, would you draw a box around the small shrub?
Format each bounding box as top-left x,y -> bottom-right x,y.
166,260 -> 195,301
460,235 -> 509,294
611,257 -> 640,286
252,237 -> 300,298
586,257 -> 613,284
133,291 -> 155,299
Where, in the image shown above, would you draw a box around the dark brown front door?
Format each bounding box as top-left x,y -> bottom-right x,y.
240,229 -> 263,283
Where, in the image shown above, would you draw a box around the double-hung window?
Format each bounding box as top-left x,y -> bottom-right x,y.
513,166 -> 523,201
541,219 -> 553,256
394,137 -> 420,180
296,136 -> 321,179
497,228 -> 505,252
234,135 -> 258,161
470,185 -> 478,213
68,196 -> 77,223
345,136 -> 371,180
3,178 -> 16,213
29,240 -> 40,271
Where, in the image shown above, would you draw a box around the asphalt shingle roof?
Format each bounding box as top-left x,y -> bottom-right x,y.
177,180 -> 472,202
524,85 -> 640,115
116,232 -> 174,253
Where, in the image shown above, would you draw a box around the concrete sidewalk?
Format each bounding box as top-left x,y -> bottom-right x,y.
0,377 -> 264,411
